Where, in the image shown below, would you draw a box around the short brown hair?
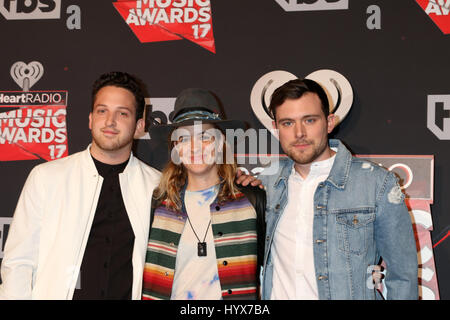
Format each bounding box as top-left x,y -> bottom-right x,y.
269,78 -> 329,120
91,71 -> 146,121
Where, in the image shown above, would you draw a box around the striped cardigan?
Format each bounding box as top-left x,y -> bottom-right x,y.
142,190 -> 259,300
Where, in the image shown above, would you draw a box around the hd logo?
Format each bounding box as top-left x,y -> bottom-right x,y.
0,0 -> 61,19
275,0 -> 349,11
427,95 -> 450,140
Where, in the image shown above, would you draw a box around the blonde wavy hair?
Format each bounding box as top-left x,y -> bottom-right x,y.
153,125 -> 240,211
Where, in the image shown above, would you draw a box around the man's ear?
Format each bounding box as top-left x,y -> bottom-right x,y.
272,120 -> 279,139
89,112 -> 92,130
134,118 -> 145,139
327,114 -> 336,134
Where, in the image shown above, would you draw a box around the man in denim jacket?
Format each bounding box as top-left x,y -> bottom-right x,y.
260,78 -> 418,300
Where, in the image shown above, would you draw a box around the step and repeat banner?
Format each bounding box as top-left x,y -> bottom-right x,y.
1,0 -> 449,299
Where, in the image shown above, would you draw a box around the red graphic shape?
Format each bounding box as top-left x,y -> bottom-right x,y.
113,0 -> 216,53
416,0 -> 450,34
433,230 -> 450,248
0,105 -> 68,162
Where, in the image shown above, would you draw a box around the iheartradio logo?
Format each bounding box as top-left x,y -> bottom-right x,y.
10,61 -> 44,92
250,70 -> 354,138
0,61 -> 69,162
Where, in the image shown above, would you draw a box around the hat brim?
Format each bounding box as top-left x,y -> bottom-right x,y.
148,119 -> 247,142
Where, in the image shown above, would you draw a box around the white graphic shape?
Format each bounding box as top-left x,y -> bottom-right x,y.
306,69 -> 353,125
274,0 -> 349,12
10,61 -> 44,91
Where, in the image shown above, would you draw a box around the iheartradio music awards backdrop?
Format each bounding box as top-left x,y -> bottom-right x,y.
0,0 -> 449,301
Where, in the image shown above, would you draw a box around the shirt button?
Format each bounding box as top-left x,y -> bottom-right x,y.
316,239 -> 326,244
223,261 -> 228,266
218,232 -> 223,237
266,236 -> 270,242
169,242 -> 175,247
227,289 -> 232,294
165,272 -> 169,276
275,204 -> 280,210
318,275 -> 328,281
215,206 -> 220,211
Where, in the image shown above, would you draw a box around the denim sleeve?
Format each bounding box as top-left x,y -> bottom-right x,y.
374,171 -> 418,300
258,175 -> 268,190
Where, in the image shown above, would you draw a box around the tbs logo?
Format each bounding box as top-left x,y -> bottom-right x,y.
0,0 -> 61,20
275,0 -> 349,11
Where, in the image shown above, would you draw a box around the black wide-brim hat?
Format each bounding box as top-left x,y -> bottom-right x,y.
149,88 -> 246,140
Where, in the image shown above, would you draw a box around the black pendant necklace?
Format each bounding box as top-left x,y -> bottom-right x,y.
187,216 -> 211,257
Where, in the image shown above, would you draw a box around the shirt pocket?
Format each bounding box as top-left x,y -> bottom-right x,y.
335,208 -> 376,256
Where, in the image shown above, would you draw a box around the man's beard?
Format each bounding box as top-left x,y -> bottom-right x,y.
92,129 -> 134,152
285,139 -> 328,165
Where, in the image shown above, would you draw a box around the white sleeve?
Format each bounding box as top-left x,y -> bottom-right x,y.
0,166 -> 44,300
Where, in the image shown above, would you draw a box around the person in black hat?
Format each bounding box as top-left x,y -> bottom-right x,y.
142,88 -> 266,300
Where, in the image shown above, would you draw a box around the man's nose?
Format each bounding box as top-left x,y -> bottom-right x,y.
105,112 -> 116,126
294,122 -> 305,138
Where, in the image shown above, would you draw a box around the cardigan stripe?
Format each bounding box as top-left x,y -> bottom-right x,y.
212,206 -> 256,224
142,193 -> 258,300
222,287 -> 257,295
214,231 -> 257,246
147,242 -> 177,256
216,256 -> 257,285
152,214 -> 186,234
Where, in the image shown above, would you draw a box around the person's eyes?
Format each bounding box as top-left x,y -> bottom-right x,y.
178,135 -> 190,143
201,133 -> 214,142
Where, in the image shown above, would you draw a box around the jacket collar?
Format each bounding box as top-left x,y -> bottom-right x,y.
326,139 -> 352,189
82,144 -> 136,175
274,139 -> 352,190
274,158 -> 294,188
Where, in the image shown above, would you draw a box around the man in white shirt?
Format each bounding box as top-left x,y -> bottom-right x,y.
261,78 -> 418,300
271,156 -> 335,299
0,71 -> 162,300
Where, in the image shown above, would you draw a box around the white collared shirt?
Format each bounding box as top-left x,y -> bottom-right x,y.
271,154 -> 336,300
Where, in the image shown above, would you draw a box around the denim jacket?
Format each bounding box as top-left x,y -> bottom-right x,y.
260,139 -> 418,300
